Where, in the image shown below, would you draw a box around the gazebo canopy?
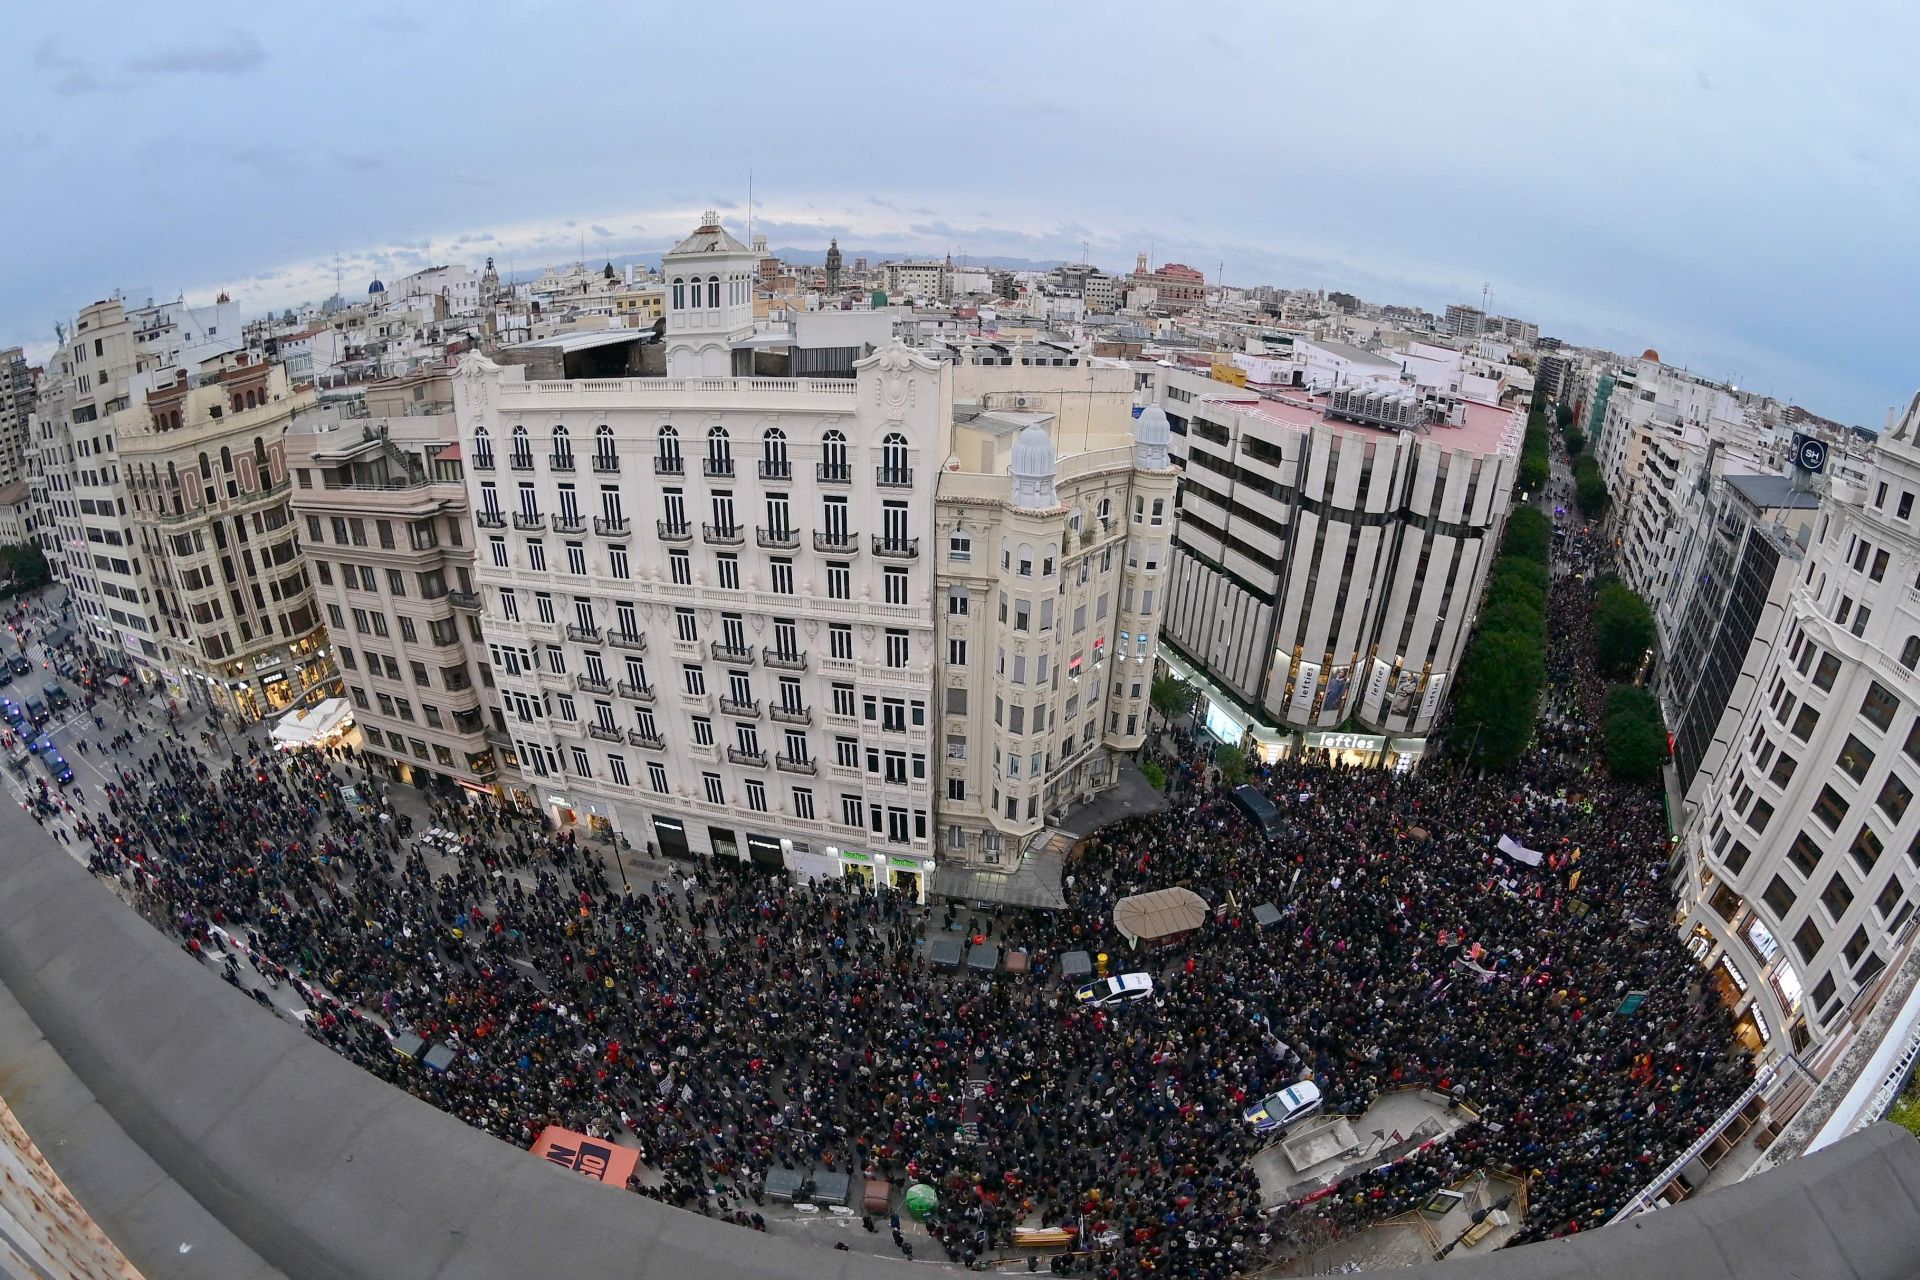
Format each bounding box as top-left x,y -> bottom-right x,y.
1112,887 -> 1208,943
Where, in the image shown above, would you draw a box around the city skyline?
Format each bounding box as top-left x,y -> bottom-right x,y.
4,2 -> 1914,425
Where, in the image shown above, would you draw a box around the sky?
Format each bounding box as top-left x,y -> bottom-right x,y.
2,0 -> 1914,426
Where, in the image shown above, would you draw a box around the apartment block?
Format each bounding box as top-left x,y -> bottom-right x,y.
287,370 -> 505,796
122,353 -> 335,718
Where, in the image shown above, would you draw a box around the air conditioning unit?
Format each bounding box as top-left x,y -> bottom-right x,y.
1014,395 -> 1030,408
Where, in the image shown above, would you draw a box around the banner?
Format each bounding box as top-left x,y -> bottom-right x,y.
531,1126 -> 641,1186
1289,662 -> 1321,720
1497,835 -> 1545,867
1418,672 -> 1447,723
1321,665 -> 1352,715
1364,659 -> 1393,715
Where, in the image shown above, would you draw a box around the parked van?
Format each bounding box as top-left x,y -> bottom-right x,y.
1231,784 -> 1283,838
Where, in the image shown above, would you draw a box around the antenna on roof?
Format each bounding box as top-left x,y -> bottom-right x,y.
1481,281 -> 1492,313
747,167 -> 753,246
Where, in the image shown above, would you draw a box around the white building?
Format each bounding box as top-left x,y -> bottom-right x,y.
455,223 -> 946,891
1151,366 -> 1523,765
933,356 -> 1178,868
1680,398 -> 1920,1068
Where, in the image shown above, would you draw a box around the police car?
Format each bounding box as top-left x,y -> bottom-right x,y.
1073,972 -> 1154,1007
1242,1081 -> 1323,1134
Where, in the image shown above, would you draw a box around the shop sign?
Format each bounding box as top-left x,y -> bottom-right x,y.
888,856 -> 924,870
837,848 -> 874,865
1304,731 -> 1386,753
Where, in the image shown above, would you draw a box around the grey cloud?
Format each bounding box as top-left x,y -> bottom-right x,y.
231,144 -> 299,178
333,152 -> 385,173
128,30 -> 265,76
590,225 -> 614,237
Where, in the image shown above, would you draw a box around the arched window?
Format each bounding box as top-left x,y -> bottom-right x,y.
671,277 -> 685,309
1097,497 -> 1111,525
880,431 -> 910,485
220,446 -> 233,474
551,424 -> 572,467
1017,543 -> 1035,576
657,424 -> 682,474
1903,636 -> 1920,671
594,424 -> 617,471
821,429 -> 848,481
473,427 -> 493,468
199,452 -> 212,481
706,275 -> 720,308
706,424 -> 733,476
510,425 -> 531,468
761,427 -> 788,479
166,461 -> 178,486
254,436 -> 268,471
1150,497 -> 1165,525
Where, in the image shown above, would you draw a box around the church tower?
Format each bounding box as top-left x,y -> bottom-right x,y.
662,211 -> 758,377
824,238 -> 843,292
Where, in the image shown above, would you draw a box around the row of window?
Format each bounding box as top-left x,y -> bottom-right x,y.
473,424 -> 910,473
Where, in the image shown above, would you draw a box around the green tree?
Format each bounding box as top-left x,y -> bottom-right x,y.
1564,427 -> 1586,456
1572,454 -> 1607,516
1327,290 -> 1360,311
1215,745 -> 1251,787
1555,403 -> 1573,431
1150,674 -> 1193,728
0,544 -> 48,592
1604,684 -> 1667,782
1451,631 -> 1545,768
1593,581 -> 1656,679
1501,505 -> 1553,566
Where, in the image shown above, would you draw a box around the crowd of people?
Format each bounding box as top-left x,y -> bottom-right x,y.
21,485 -> 1748,1274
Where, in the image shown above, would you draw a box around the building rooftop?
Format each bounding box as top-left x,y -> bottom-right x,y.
1310,338 -> 1401,368
507,329 -> 650,355
1726,472 -> 1823,510
1201,386 -> 1519,454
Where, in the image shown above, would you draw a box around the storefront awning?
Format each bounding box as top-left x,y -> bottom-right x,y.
932,855 -> 1066,910
271,697 -> 353,748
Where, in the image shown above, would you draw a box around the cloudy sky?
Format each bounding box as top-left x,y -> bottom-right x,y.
2,1 -> 1912,424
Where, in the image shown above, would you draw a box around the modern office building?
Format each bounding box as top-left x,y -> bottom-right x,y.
121,352 -> 335,718
1150,364 -> 1524,766
286,369 -> 506,797
1680,398 -> 1920,1066
0,346 -> 34,489
1444,304 -> 1487,338
455,218 -> 944,890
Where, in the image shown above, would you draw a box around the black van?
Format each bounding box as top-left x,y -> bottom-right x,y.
1232,784 -> 1284,839
24,697 -> 49,728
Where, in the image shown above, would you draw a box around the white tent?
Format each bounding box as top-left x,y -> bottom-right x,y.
271,698 -> 353,750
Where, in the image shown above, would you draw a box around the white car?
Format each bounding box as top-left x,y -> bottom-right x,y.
1074,972 -> 1154,1007
1242,1080 -> 1323,1134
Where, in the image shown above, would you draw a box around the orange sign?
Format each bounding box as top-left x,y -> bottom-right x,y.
531,1126 -> 640,1186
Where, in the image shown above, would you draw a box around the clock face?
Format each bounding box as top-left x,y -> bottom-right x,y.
1797,437 -> 1828,471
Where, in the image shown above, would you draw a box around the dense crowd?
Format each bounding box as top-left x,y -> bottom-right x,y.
31,493 -> 1745,1275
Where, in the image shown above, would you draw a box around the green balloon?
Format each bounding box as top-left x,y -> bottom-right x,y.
903,1183 -> 937,1219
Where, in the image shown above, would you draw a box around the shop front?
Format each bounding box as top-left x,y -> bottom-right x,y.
708,826 -> 742,863
835,846 -> 878,889
651,815 -> 692,860
1301,730 -> 1389,768
544,791 -> 577,829
886,854 -> 934,903
745,834 -> 785,873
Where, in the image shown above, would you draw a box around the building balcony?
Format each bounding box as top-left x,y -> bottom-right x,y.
727,746 -> 768,767
607,629 -> 647,651
509,454 -> 535,472
814,530 -> 858,554
873,535 -> 920,559
776,754 -> 818,775
719,697 -> 760,718
586,723 -> 623,743
876,466 -> 914,488
702,522 -> 745,546
769,703 -> 812,726
448,590 -> 481,612
552,514 -> 586,534
703,457 -> 736,478
756,526 -> 800,550
710,641 -> 755,664
592,454 -> 620,474
476,512 -> 507,529
627,728 -> 665,750
817,462 -> 851,484
758,459 -> 792,481
565,623 -> 602,642
657,520 -> 692,542
512,512 -> 545,531
617,680 -> 656,703
653,455 -> 684,475
594,516 -> 631,538
762,647 -> 807,671
471,454 -> 495,472
549,453 -> 575,472
574,673 -> 613,694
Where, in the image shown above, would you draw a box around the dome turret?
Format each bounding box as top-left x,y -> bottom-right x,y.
1133,404 -> 1172,470
1010,424 -> 1059,510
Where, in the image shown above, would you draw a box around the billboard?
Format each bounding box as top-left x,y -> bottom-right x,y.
531,1126 -> 640,1186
